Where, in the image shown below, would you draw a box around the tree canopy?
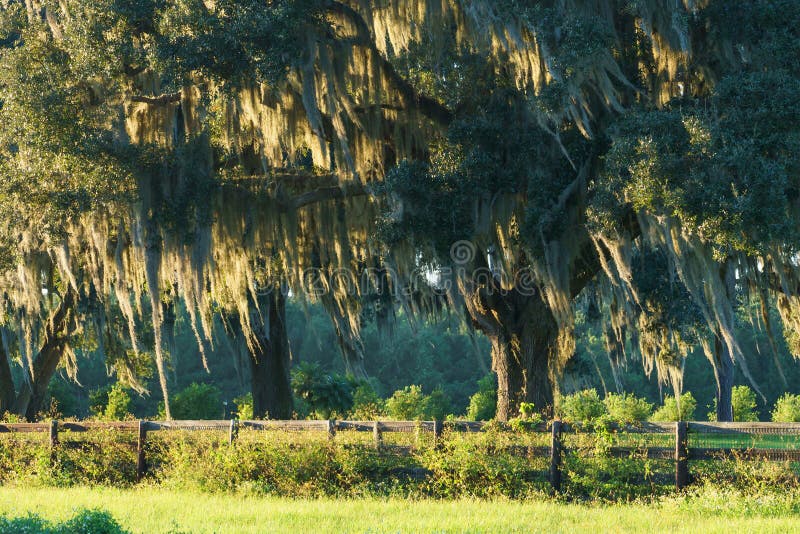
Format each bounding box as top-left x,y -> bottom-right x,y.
1,0 -> 800,422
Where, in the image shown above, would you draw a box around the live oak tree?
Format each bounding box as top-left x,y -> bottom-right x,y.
2,0 -> 800,422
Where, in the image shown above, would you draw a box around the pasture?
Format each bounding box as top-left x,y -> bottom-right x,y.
1,486 -> 800,533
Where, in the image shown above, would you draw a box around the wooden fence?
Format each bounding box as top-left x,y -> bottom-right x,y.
2,419 -> 800,492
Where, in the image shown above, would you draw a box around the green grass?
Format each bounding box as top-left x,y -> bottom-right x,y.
1,486 -> 800,533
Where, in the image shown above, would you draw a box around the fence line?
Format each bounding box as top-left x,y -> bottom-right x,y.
2,419 -> 800,491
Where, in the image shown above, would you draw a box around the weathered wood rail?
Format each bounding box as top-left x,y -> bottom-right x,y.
2,419 -> 800,491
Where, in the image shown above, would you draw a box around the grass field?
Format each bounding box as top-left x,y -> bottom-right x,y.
1,486 -> 800,533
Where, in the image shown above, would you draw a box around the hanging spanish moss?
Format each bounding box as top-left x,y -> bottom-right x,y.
2,0 -> 799,421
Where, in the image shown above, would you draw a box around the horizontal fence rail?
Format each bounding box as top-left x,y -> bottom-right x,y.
2,420 -> 800,491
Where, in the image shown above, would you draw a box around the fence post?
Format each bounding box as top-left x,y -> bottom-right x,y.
48,420 -> 59,467
49,420 -> 58,448
327,419 -> 336,441
550,420 -> 562,493
228,419 -> 239,445
136,420 -> 148,482
433,420 -> 443,449
373,421 -> 382,450
675,421 -> 689,491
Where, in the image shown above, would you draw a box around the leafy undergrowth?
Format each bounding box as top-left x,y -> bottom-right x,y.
1,428 -> 799,502
0,508 -> 129,534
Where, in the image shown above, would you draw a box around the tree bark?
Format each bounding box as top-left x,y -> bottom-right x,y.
712,334 -> 734,422
491,294 -> 558,421
9,287 -> 77,420
20,333 -> 71,420
247,290 -> 293,419
462,266 -> 559,421
709,261 -> 737,423
0,336 -> 16,414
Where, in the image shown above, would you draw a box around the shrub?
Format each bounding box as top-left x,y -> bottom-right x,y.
732,386 -> 759,422
519,402 -> 536,419
772,393 -> 800,422
508,403 -> 544,431
0,411 -> 23,423
233,393 -> 253,420
707,386 -> 759,422
559,389 -> 607,423
291,362 -> 355,419
161,383 -> 222,420
90,384 -> 132,421
0,509 -> 128,533
104,384 -> 133,421
59,509 -> 129,534
383,385 -> 451,420
349,383 -> 384,419
385,385 -> 428,420
466,375 -> 497,421
425,387 -> 452,421
651,392 -> 697,421
603,393 -> 653,423
89,386 -> 112,418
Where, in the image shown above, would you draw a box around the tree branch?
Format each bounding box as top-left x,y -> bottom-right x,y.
324,1 -> 454,127
220,173 -> 369,211
130,93 -> 182,106
291,184 -> 368,210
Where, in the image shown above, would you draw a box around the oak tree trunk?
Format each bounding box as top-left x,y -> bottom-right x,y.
710,262 -> 737,423
712,335 -> 734,422
0,339 -> 16,415
488,293 -> 558,421
248,290 -> 293,419
462,262 -> 560,421
6,288 -> 77,420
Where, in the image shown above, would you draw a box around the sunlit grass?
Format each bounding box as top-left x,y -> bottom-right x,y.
1,486 -> 800,533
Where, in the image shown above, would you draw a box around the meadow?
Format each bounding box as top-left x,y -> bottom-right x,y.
2,423 -> 800,532
2,486 -> 800,533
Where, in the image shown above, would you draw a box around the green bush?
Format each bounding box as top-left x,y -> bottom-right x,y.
161,383 -> 222,420
0,509 -> 128,533
772,393 -> 800,422
603,393 -> 653,423
426,387 -> 452,421
519,402 -> 537,419
291,362 -> 355,419
349,383 -> 384,419
559,389 -> 607,423
104,384 -> 133,421
383,385 -> 451,420
508,405 -> 544,432
90,384 -> 132,421
732,386 -> 759,422
89,386 -> 112,418
466,375 -> 497,421
385,385 -> 428,420
233,393 -> 253,420
651,392 -> 697,421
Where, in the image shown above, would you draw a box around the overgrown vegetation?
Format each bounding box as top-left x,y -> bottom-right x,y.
0,509 -> 128,534
771,393 -> 800,422
2,424 -> 800,503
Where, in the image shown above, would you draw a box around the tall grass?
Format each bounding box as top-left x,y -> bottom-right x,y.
2,486 -> 800,533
